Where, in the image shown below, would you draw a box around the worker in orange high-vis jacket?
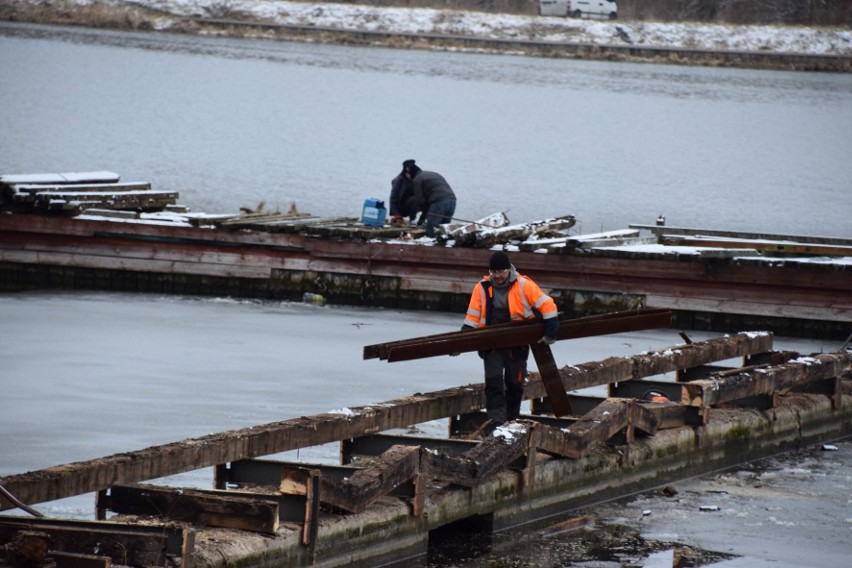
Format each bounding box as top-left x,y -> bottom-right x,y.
460,251 -> 559,431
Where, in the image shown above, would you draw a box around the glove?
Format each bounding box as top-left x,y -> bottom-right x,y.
390,216 -> 406,227
538,335 -> 556,345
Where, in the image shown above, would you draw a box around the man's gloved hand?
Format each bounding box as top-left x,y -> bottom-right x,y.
390,216 -> 406,227
538,335 -> 556,345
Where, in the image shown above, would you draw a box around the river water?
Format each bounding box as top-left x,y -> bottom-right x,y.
1,22 -> 851,237
1,21 -> 851,567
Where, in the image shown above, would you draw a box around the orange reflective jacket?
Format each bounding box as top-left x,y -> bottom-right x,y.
463,273 -> 558,330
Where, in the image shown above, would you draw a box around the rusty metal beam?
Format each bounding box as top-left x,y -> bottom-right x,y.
365,308 -> 673,363
531,341 -> 573,417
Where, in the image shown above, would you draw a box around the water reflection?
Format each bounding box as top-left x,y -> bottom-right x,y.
424,514 -> 738,567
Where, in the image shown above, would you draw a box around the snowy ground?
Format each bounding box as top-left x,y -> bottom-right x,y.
83,0 -> 852,56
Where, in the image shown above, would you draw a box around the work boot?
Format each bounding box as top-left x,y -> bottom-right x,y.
484,420 -> 504,437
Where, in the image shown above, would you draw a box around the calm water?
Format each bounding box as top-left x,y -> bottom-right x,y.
1,22 -> 851,565
1,22 -> 851,237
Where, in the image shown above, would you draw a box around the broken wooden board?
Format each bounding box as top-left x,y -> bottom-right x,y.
318,445 -> 422,514
101,483 -> 280,535
535,399 -> 658,459
427,422 -> 532,487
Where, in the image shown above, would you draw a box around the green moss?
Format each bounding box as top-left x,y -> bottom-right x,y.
727,426 -> 750,440
493,484 -> 517,501
655,443 -> 681,459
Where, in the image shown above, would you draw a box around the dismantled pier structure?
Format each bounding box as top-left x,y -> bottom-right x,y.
2,171 -> 851,566
0,171 -> 850,339
2,327 -> 851,567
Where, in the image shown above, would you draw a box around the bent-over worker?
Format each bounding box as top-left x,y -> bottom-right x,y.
460,251 -> 559,430
390,159 -> 456,237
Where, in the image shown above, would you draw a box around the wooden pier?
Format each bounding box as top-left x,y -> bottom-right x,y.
1,171 -> 850,340
2,330 -> 850,568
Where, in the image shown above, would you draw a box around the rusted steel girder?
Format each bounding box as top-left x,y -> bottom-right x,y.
530,341 -> 574,417
363,308 -> 673,363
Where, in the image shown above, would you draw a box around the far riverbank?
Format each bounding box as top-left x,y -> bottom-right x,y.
2,0 -> 851,71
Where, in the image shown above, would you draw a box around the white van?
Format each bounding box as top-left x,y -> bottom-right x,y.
539,0 -> 618,20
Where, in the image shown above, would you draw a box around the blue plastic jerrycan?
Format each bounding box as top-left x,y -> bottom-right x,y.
361,198 -> 387,227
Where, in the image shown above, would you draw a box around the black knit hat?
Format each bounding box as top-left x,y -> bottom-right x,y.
489,251 -> 511,271
402,159 -> 420,177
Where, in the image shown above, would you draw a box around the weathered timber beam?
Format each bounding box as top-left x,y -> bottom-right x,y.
536,399 -> 658,459
682,351 -> 852,407
431,423 -> 535,487
0,385 -> 484,510
15,182 -> 152,194
366,309 -> 673,362
523,331 -> 775,398
660,235 -> 852,257
193,487 -> 311,526
319,445 -> 421,514
225,459 -> 418,511
628,223 -> 852,248
0,516 -> 193,567
103,484 -> 280,535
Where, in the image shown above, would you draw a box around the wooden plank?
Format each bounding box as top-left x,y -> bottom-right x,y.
32,191 -> 179,213
105,484 -> 279,535
629,223 -> 852,248
0,516 -> 193,568
14,182 -> 152,194
660,235 -> 852,257
682,351 -> 852,407
530,341 -> 573,417
0,171 -> 120,186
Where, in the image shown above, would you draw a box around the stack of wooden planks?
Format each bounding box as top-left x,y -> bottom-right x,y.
0,171 -> 178,215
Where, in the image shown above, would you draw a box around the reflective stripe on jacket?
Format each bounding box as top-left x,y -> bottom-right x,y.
463,274 -> 558,329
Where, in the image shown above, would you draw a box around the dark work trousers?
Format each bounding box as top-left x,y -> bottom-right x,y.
483,348 -> 528,424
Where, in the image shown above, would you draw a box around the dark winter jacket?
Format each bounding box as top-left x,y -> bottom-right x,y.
410,170 -> 456,216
